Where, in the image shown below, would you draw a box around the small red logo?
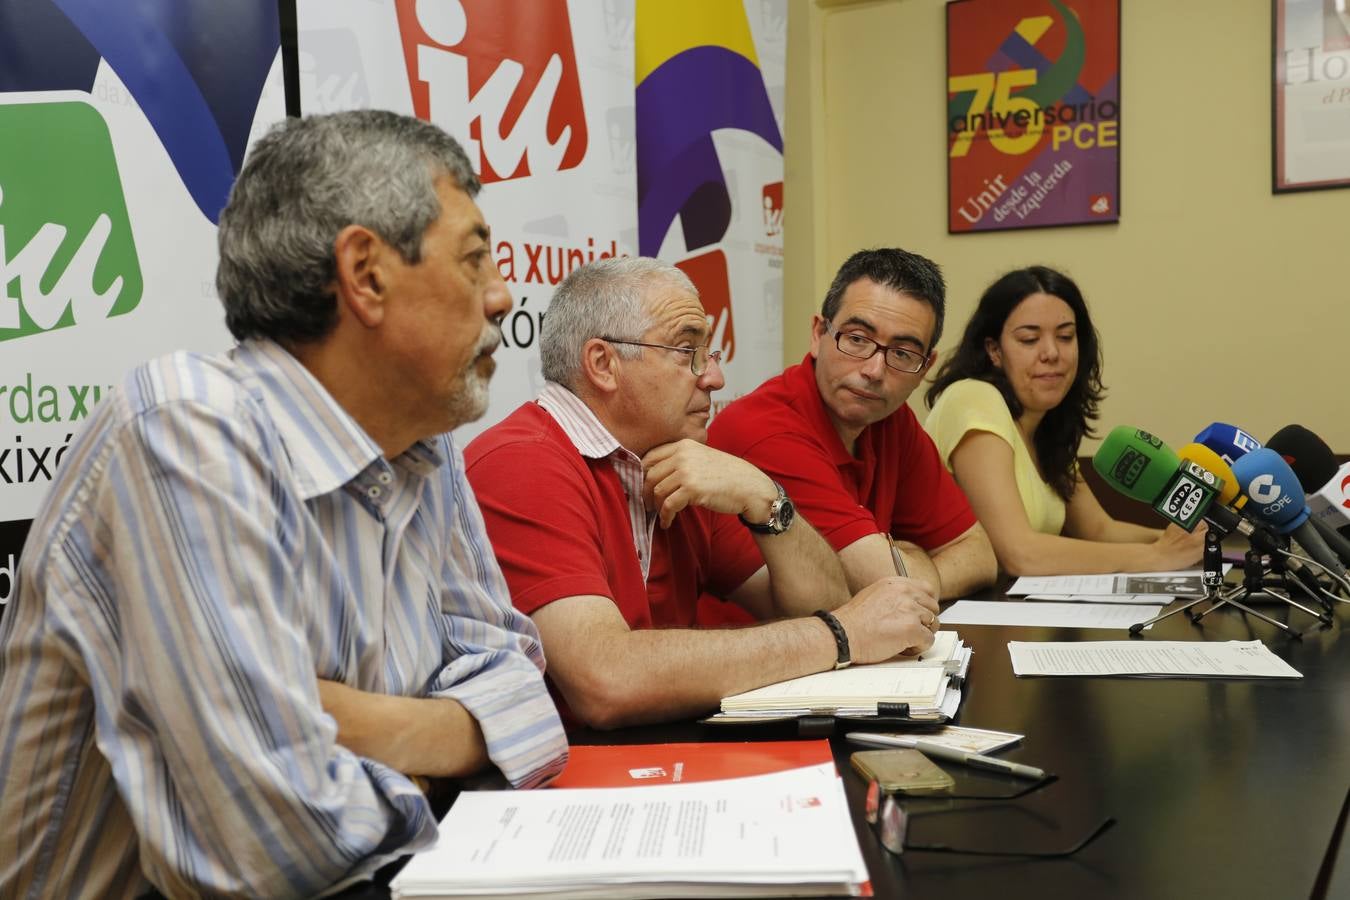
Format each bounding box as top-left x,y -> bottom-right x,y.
394,0 -> 588,183
762,182 -> 783,236
676,250 -> 736,364
1089,194 -> 1112,215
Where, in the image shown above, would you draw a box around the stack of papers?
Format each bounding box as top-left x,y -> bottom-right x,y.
1006,568 -> 1225,604
713,631 -> 970,719
1008,640 -> 1303,678
390,763 -> 869,899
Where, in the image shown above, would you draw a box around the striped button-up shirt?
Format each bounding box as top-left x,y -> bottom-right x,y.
0,340 -> 567,899
537,382 -> 657,580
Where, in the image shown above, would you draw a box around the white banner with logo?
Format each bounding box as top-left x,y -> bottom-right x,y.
0,0 -> 290,605
294,0 -> 787,440
0,0 -> 786,608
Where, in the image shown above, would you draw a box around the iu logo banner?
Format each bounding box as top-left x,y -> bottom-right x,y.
0,0 -> 287,577
0,102 -> 142,342
394,0 -> 589,182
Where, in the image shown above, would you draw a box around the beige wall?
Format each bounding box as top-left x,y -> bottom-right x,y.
784,0 -> 1345,456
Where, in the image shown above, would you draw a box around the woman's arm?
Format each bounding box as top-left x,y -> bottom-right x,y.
1062,471 -> 1163,542
950,431 -> 1203,575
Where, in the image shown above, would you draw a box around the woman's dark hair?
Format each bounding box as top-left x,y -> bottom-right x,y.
925,266 -> 1104,501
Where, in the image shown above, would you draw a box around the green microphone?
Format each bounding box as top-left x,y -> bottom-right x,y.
1092,426 -> 1221,532
1092,427 -> 1179,504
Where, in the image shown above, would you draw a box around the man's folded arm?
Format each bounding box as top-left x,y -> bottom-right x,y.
81,401 -> 438,897
531,594 -> 839,730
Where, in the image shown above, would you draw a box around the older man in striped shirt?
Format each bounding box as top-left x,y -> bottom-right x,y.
0,111 -> 566,899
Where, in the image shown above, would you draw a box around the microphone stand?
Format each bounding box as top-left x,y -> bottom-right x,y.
1188,551 -> 1305,638
1129,526 -> 1325,636
1128,530 -> 1226,635
1192,527 -> 1331,626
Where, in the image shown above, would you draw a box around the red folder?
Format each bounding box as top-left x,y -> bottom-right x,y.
552,739 -> 836,788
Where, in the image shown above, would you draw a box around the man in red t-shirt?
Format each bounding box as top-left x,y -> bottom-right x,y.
709,248 -> 997,602
466,257 -> 941,730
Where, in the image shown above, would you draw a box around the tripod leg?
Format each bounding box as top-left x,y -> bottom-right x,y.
1129,594 -> 1216,635
1189,584 -> 1241,623
1220,599 -> 1301,639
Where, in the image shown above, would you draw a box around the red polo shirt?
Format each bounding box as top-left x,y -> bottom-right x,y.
708,355 -> 976,556
465,401 -> 761,629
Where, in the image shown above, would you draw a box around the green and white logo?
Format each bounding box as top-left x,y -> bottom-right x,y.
0,101 -> 142,342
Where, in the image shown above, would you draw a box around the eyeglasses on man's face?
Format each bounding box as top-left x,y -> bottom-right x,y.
825,320 -> 930,374
600,337 -> 723,377
863,779 -> 1115,859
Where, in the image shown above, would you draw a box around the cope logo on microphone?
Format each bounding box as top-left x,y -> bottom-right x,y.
1247,474 -> 1280,505
1248,473 -> 1293,516
394,0 -> 589,183
1111,448 -> 1148,489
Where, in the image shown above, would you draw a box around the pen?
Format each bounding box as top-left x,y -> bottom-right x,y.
888,539 -> 908,577
846,732 -> 1046,781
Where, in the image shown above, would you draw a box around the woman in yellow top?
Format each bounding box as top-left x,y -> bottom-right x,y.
924,266 -> 1203,575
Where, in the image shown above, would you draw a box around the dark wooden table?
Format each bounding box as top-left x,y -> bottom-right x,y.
571,591 -> 1350,900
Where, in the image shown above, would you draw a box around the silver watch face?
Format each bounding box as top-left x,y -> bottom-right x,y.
771,496 -> 795,533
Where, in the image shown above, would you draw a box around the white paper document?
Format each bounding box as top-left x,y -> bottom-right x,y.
1007,640 -> 1304,679
940,600 -> 1159,630
1007,567 -> 1228,599
391,763 -> 869,899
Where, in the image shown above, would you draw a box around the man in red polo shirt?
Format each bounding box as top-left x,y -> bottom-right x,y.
709,248 -> 997,602
465,257 -> 941,730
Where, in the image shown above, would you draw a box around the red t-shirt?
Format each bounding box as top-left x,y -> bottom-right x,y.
464,402 -> 762,629
708,355 -> 976,556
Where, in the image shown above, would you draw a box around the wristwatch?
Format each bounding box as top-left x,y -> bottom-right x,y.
739,481 -> 795,535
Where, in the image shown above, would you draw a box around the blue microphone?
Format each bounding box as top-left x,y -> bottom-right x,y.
1232,449 -> 1347,581
1195,422 -> 1263,467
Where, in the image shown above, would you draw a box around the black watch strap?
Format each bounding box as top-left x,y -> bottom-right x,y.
813,609 -> 851,669
739,480 -> 793,534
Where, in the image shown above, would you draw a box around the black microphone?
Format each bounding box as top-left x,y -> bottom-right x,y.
1265,425 -> 1350,568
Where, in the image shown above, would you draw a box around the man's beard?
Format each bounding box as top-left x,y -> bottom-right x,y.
446,322 -> 501,428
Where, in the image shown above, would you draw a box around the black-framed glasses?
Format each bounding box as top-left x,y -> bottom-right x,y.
600,337 -> 723,377
824,320 -> 930,374
864,779 -> 1116,858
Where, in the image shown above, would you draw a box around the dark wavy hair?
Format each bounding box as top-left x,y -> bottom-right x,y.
925,266 -> 1104,501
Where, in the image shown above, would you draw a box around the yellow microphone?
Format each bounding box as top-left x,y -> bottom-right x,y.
1177,442 -> 1246,510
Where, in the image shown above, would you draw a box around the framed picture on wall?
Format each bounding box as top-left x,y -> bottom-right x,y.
1273,0 -> 1350,192
945,0 -> 1121,233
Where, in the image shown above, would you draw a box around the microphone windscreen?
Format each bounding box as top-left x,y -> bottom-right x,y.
1265,425 -> 1338,493
1177,443 -> 1241,507
1092,426 -> 1180,504
1194,422 -> 1262,466
1230,448 -> 1310,533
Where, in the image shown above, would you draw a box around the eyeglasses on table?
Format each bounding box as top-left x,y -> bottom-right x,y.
863,778 -> 1116,859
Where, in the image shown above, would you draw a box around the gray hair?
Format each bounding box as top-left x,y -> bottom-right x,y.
540,257 -> 696,390
216,109 -> 481,343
